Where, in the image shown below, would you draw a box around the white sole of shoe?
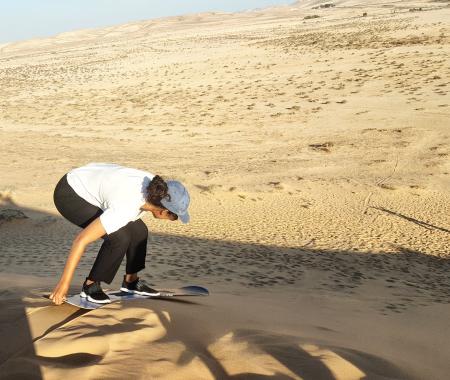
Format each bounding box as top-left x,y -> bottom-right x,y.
80,291 -> 111,304
120,287 -> 160,296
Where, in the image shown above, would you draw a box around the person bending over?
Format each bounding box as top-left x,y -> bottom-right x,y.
50,162 -> 190,305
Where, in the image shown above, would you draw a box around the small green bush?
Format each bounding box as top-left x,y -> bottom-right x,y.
304,15 -> 320,20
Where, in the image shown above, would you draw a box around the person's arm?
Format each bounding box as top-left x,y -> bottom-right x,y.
50,217 -> 106,305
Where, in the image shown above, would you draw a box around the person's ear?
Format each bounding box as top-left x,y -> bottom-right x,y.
154,205 -> 165,215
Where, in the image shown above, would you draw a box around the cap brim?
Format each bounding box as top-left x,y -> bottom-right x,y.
179,212 -> 190,224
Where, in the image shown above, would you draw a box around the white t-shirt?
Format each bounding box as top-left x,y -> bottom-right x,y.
66,163 -> 154,235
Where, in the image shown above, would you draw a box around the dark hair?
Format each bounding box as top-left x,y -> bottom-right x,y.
146,175 -> 170,206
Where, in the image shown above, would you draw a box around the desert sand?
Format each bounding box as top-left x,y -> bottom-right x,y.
0,0 -> 449,378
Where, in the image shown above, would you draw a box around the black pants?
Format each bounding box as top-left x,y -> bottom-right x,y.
53,174 -> 147,284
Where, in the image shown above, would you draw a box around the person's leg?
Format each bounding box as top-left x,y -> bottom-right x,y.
124,219 -> 148,281
119,220 -> 159,296
87,225 -> 133,284
53,174 -> 103,229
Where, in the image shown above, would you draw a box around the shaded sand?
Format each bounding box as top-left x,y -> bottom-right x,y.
1,275 -> 449,379
0,0 -> 449,378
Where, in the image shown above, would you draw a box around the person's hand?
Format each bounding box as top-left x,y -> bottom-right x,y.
49,281 -> 69,305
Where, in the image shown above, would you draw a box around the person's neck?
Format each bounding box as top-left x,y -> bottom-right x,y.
141,202 -> 159,212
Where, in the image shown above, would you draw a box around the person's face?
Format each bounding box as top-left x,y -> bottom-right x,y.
151,207 -> 178,221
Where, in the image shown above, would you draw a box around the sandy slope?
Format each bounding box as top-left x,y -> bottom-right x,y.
0,0 -> 449,379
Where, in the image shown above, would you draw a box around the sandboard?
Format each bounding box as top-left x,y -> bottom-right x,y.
63,285 -> 209,310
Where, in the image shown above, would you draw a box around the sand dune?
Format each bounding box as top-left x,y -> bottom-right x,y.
0,0 -> 449,378
2,274 -> 449,379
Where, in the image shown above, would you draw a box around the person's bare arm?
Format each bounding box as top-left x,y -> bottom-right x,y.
50,217 -> 106,305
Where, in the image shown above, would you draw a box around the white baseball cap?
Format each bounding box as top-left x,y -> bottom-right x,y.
161,180 -> 190,223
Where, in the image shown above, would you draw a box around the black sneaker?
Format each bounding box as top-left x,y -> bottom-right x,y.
80,279 -> 111,304
120,276 -> 160,296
